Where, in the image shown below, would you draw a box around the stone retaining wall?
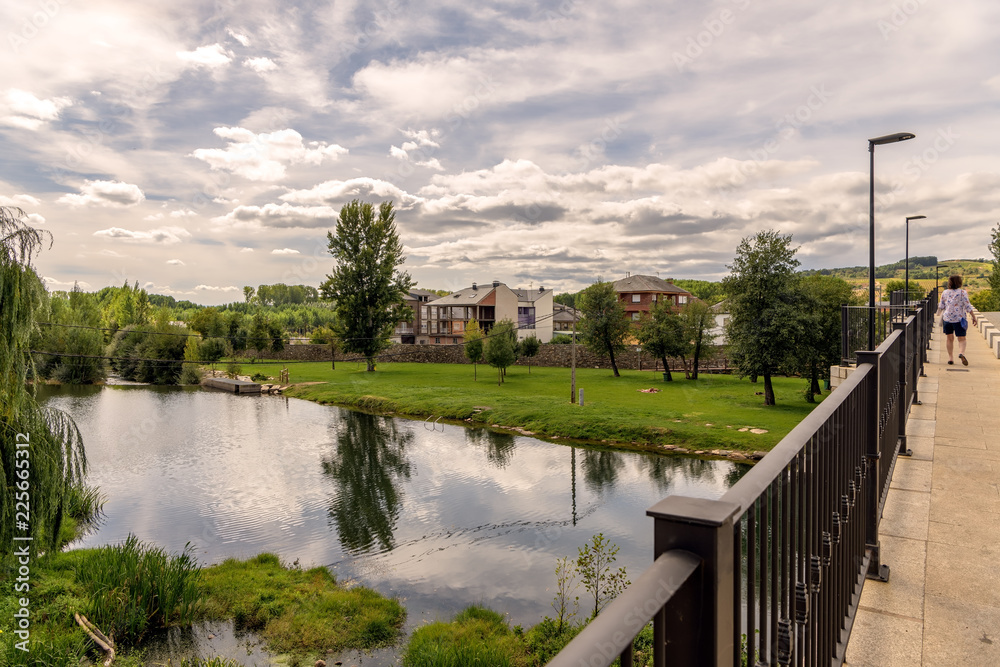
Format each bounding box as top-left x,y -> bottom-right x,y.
262,342 -> 730,373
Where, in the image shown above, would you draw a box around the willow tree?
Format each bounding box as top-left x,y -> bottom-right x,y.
1,207 -> 87,553
321,200 -> 413,371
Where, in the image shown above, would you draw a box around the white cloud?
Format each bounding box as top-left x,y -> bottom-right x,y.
57,180 -> 145,208
190,127 -> 348,181
169,209 -> 197,218
177,44 -> 232,67
281,177 -> 423,208
0,194 -> 42,207
0,89 -> 72,130
239,247 -> 255,253
213,202 -> 338,229
166,259 -> 185,265
42,277 -> 92,290
244,57 -> 278,73
92,226 -> 191,244
144,213 -> 165,221
194,284 -> 239,292
270,248 -> 300,255
227,28 -> 250,47
389,129 -> 445,170
26,213 -> 45,225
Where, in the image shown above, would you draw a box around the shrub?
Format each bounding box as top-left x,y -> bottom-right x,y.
180,365 -> 203,385
403,605 -> 529,667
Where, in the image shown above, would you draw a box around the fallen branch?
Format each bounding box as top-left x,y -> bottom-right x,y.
74,612 -> 115,666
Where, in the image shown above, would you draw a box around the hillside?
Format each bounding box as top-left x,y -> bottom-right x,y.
801,258 -> 992,292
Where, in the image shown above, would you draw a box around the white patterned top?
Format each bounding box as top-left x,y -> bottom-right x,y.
938,288 -> 973,323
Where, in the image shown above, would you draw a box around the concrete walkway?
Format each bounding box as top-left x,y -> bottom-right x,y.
845,313 -> 1000,665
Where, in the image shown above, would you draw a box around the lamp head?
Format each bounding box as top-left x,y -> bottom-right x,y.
869,132 -> 916,146
905,215 -> 926,223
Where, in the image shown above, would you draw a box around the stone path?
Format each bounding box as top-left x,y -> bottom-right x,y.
845,313 -> 1000,665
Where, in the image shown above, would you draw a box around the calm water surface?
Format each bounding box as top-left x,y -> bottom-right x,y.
41,385 -> 749,664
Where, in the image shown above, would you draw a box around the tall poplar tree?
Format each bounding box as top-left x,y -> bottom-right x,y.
321,200 -> 413,371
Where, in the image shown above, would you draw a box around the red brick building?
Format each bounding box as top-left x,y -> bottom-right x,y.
612,274 -> 693,323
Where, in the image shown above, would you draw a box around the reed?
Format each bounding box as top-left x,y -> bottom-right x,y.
74,534 -> 201,646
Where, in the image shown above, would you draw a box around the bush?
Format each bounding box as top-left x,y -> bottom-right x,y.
107,324 -> 188,384
310,326 -> 335,345
180,365 -> 203,385
226,361 -> 242,379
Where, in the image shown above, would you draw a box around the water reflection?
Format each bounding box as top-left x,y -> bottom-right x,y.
581,449 -> 626,494
465,428 -> 517,469
322,411 -> 412,554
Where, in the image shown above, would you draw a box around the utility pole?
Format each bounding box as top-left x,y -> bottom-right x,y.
570,307 -> 577,403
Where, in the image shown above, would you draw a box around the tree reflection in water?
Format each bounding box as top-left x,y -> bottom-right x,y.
322,410 -> 413,554
465,428 -> 517,469
581,449 -> 626,494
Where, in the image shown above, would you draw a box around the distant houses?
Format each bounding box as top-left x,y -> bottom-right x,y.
391,273 -> 698,345
612,274 -> 694,322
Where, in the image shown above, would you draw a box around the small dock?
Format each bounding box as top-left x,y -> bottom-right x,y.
203,378 -> 262,394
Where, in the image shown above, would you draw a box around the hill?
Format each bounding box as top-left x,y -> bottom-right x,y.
801,258 -> 991,292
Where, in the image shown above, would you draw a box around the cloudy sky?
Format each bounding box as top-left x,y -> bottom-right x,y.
2,0 -> 998,304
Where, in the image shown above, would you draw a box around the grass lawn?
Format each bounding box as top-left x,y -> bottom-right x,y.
241,360 -> 825,453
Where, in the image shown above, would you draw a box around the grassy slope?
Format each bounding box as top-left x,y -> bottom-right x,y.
247,361 -> 824,452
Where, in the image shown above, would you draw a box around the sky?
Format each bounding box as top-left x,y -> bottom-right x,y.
2,0 -> 998,305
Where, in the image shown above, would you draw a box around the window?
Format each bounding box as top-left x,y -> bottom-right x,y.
632,312 -> 641,321
453,338 -> 459,344
651,294 -> 657,302
435,337 -> 440,344
631,294 -> 641,303
678,295 -> 688,304
518,306 -> 536,329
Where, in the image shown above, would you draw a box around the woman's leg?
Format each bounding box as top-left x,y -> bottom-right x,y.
958,335 -> 967,356
946,333 -> 955,362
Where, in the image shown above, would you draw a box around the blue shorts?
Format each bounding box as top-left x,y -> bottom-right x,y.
943,320 -> 967,337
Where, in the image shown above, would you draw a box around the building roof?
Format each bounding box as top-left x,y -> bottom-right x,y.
430,283 -> 503,305
511,287 -> 550,302
553,302 -> 581,321
612,274 -> 691,295
410,288 -> 438,298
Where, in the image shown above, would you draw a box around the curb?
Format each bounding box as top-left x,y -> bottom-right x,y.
970,309 -> 1000,359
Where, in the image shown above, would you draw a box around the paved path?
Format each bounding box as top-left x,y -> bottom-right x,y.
845,314 -> 1000,665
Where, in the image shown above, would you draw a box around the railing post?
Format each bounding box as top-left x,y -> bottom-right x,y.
646,496 -> 740,667
893,320 -> 913,457
857,351 -> 890,582
841,304 -> 850,366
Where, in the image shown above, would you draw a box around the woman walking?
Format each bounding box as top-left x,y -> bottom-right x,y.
938,275 -> 977,365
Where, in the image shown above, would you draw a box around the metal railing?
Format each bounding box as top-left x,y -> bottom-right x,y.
551,294 -> 937,667
841,288 -> 938,364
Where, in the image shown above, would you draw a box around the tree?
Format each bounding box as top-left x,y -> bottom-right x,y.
792,275 -> 854,402
578,281 -> 630,377
321,200 -> 413,371
723,230 -> 802,406
576,533 -> 629,619
463,317 -> 485,380
1,206 -> 88,554
243,286 -> 255,304
987,222 -> 1000,311
883,279 -> 924,301
681,300 -> 715,380
635,301 -> 686,381
521,335 -> 541,373
484,318 -> 517,385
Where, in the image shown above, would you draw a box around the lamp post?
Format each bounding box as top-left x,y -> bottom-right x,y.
905,215 -> 926,307
936,263 -> 948,295
868,132 -> 916,349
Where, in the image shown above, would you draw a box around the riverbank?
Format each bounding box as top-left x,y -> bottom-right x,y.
0,545 -> 405,665
247,361 -> 823,457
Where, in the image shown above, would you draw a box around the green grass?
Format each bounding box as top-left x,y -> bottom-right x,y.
248,361 -> 824,452
198,552 -> 406,655
403,605 -> 530,667
0,548 -> 405,665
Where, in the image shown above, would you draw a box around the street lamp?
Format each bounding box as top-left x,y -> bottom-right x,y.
905,215 -> 926,307
868,132 -> 916,349
936,263 -> 949,294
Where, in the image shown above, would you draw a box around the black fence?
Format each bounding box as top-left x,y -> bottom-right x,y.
841,288 -> 938,365
550,293 -> 938,667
